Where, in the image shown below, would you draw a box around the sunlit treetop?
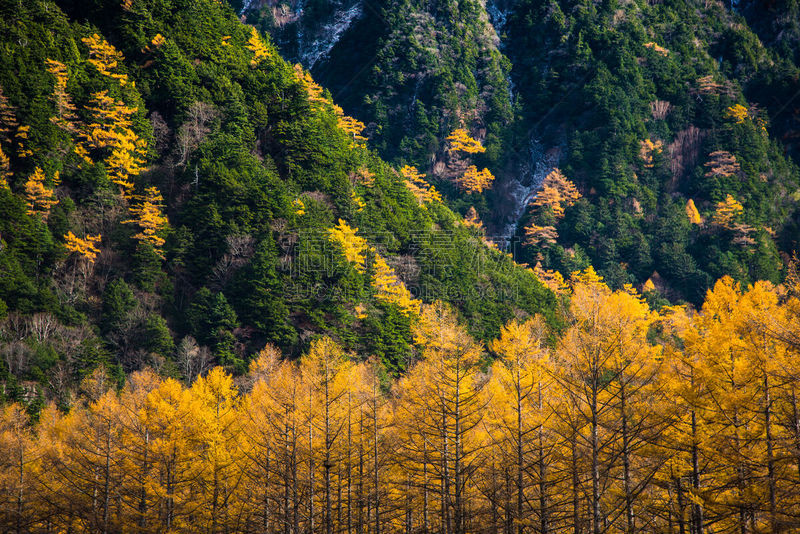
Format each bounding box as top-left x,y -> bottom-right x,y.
446,128 -> 485,154
686,199 -> 703,225
64,232 -> 102,263
82,33 -> 128,85
328,219 -> 368,272
246,27 -> 271,67
457,165 -> 494,194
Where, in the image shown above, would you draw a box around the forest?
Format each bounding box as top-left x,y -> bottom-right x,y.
2,0 -> 800,530
4,271 -> 800,533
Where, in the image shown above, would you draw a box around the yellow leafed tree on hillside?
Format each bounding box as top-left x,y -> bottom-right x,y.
23,167 -> 58,218
123,186 -> 168,257
446,128 -> 485,154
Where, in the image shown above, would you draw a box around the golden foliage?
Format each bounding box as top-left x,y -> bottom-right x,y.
333,104 -> 366,149
457,165 -> 495,193
371,253 -> 420,316
0,145 -> 11,186
327,219 -> 420,316
150,33 -> 166,48
7,274 -> 800,532
123,186 -> 168,257
0,85 -> 18,142
293,198 -> 306,216
530,168 -> 580,218
524,224 -> 558,247
712,194 -> 744,229
328,219 -> 368,272
294,64 -> 327,106
446,128 -> 485,154
533,262 -> 568,293
686,198 -> 704,225
82,90 -> 146,192
351,190 -> 366,212
725,104 -> 749,124
82,33 -> 128,85
353,166 -> 375,187
15,125 -> 33,158
463,206 -> 484,231
45,59 -> 78,132
644,41 -> 669,56
23,167 -> 58,218
400,165 -> 442,207
63,231 -> 101,263
639,138 -> 663,168
246,27 -> 271,66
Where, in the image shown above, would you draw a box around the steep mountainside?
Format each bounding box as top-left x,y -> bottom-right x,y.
248,0 -> 800,304
0,0 -> 554,406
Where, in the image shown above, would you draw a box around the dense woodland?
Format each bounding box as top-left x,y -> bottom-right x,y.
4,272 -> 800,533
2,0 -> 800,530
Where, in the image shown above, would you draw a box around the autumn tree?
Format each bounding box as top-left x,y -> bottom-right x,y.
23,167 -> 58,218
45,59 -> 78,133
394,302 -> 486,534
246,27 -> 271,66
401,165 -> 442,207
712,194 -> 743,229
530,168 -> 580,219
123,186 -> 168,258
686,198 -> 704,225
446,128 -> 485,154
488,317 -> 557,534
457,165 -> 495,193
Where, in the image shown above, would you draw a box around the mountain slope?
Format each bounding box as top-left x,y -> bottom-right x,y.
250,0 -> 800,304
0,0 -> 554,405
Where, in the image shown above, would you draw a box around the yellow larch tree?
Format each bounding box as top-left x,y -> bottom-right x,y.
639,138 -> 663,168
0,146 -> 11,188
463,206 -> 484,231
82,90 -> 146,192
328,218 -> 368,272
123,186 -> 168,258
0,85 -> 18,142
351,190 -> 366,212
394,301 -> 486,534
246,27 -> 271,66
725,104 -> 749,124
294,64 -> 328,106
712,194 -> 743,229
446,128 -> 485,154
45,59 -> 78,133
23,167 -> 59,218
63,231 -> 101,263
0,403 -> 42,533
189,367 -> 246,532
686,198 -> 703,225
371,253 -> 421,317
533,262 -> 568,293
334,104 -> 367,148
457,165 -> 495,193
524,224 -> 558,247
644,42 -> 669,56
488,316 -> 557,534
401,165 -> 442,207
530,168 -> 580,219
82,33 -> 128,85
15,125 -> 33,158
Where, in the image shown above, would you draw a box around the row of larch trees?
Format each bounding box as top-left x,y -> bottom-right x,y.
3,269 -> 800,533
